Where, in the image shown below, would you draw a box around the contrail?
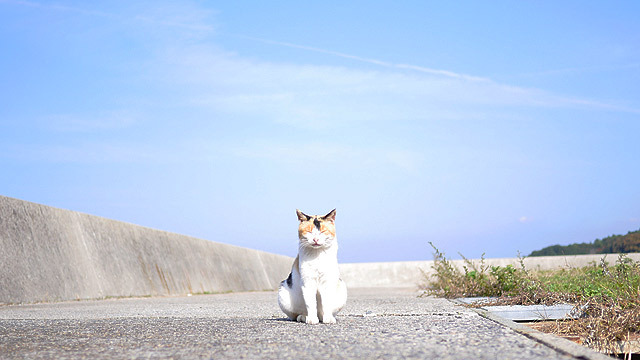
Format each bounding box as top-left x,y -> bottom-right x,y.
235,35 -> 491,82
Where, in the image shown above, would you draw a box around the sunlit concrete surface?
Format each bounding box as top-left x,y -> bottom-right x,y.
0,288 -> 607,359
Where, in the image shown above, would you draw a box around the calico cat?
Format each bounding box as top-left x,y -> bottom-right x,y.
278,209 -> 347,324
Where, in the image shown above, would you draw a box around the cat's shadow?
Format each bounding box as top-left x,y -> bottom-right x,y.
266,317 -> 345,324
267,317 -> 295,323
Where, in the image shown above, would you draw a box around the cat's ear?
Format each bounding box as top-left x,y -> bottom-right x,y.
322,209 -> 336,222
296,209 -> 311,222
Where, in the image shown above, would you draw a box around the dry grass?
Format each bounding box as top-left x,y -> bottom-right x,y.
422,242 -> 640,355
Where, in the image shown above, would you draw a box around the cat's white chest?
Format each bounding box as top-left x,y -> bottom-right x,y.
299,250 -> 339,282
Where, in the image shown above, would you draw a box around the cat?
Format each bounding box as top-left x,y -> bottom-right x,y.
277,209 -> 347,324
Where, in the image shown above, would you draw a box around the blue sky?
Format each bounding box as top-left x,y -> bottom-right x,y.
1,1 -> 639,262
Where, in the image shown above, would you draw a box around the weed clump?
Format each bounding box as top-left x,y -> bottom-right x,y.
424,243 -> 640,355
425,242 -> 546,302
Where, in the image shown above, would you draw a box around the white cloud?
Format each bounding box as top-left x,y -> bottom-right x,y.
519,216 -> 532,223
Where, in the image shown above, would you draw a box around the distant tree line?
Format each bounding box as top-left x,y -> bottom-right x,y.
529,229 -> 640,257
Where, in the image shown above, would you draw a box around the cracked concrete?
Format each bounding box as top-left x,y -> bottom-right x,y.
0,288 -> 607,359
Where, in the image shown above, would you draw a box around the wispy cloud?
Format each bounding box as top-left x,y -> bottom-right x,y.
0,0 -> 215,33
6,0 -> 636,118
5,1 -> 639,170
157,45 -> 514,126
159,40 -> 640,137
229,35 -> 640,115
0,0 -> 118,18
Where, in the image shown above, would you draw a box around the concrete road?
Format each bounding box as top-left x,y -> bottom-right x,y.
0,288 -> 600,359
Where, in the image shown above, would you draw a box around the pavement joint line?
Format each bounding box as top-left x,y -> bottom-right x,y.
345,313 -> 456,317
451,299 -> 612,360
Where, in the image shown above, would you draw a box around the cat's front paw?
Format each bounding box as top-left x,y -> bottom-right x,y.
321,315 -> 336,324
296,314 -> 319,324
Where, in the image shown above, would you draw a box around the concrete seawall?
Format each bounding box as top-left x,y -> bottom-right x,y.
340,252 -> 640,288
0,195 -> 293,304
3,195 -> 639,304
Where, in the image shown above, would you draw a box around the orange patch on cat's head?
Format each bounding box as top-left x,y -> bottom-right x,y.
298,221 -> 314,237
319,221 -> 336,237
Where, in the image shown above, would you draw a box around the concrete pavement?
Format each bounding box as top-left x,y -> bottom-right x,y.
0,288 -> 608,359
